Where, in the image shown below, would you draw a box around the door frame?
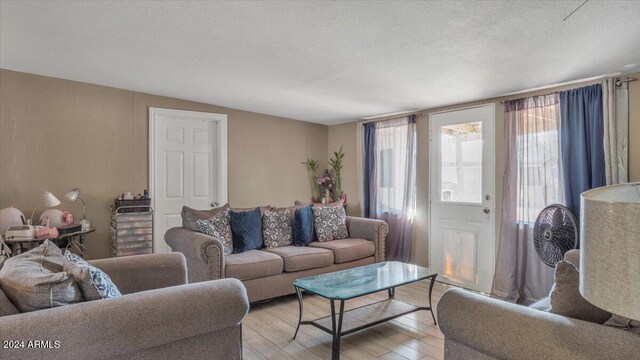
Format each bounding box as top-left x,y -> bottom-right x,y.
148,107 -> 228,251
428,103 -> 496,293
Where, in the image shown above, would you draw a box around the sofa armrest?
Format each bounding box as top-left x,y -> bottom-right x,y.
0,278 -> 249,360
89,252 -> 187,294
346,216 -> 388,262
164,227 -> 225,280
437,288 -> 639,360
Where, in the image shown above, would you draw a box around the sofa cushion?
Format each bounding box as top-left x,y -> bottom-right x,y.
312,205 -> 349,242
265,246 -> 334,272
0,240 -> 83,312
262,208 -> 293,248
63,251 -> 121,300
309,238 -> 375,263
293,205 -> 315,246
225,250 -> 283,281
182,203 -> 230,231
0,256 -> 20,316
549,261 -> 611,324
197,209 -> 233,255
229,208 -> 263,253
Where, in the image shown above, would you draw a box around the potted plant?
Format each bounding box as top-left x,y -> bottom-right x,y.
329,145 -> 345,201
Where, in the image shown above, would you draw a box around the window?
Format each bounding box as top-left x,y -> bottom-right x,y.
373,119 -> 417,217
440,121 -> 483,203
512,95 -> 564,223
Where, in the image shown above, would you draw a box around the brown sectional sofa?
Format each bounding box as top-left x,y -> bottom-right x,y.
165,216 -> 388,302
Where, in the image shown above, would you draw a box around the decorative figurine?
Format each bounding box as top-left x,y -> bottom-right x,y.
62,211 -> 74,226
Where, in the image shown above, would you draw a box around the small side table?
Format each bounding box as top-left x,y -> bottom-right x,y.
5,227 -> 95,258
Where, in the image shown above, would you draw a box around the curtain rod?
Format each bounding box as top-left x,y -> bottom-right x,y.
616,77 -> 638,87
499,76 -> 638,104
500,77 -> 638,104
364,75 -> 638,119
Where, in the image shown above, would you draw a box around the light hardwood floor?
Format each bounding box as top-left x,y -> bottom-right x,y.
243,281 -> 450,360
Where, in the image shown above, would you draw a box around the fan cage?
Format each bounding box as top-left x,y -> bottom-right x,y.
533,204 -> 578,267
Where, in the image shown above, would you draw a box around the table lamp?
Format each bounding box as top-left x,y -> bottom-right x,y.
30,191 -> 61,225
580,182 -> 640,321
64,188 -> 91,231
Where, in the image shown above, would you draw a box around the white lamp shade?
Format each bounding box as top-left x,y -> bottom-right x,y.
580,182 -> 640,320
0,207 -> 25,235
43,191 -> 61,208
64,188 -> 80,202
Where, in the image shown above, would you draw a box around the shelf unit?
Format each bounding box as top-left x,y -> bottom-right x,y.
110,205 -> 154,257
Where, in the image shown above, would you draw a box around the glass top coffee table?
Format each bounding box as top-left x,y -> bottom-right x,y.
292,261 -> 438,360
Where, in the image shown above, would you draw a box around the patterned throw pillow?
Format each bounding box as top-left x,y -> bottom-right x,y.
293,205 -> 315,246
182,203 -> 230,231
229,207 -> 264,253
197,209 -> 233,255
312,205 -> 349,242
63,251 -> 121,301
263,208 -> 293,248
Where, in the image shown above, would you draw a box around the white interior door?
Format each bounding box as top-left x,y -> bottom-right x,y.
429,104 -> 495,293
149,108 -> 228,253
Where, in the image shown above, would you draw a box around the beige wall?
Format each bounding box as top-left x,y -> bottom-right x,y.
332,73 -> 640,266
0,69 -> 328,259
2,68 -> 637,263
327,122 -> 359,216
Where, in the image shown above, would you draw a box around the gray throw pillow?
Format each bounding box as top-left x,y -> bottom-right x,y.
604,314 -> 640,335
197,209 -> 233,255
63,251 -> 121,300
0,256 -> 20,316
312,205 -> 349,242
263,208 -> 293,248
182,203 -> 230,231
549,261 -> 611,324
0,240 -> 83,312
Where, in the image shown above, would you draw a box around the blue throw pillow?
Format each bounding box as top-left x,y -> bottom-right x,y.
229,207 -> 263,253
293,205 -> 315,246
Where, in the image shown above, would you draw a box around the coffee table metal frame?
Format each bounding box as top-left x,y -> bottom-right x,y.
292,269 -> 437,360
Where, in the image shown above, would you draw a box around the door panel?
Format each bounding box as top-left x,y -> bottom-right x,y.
164,152 -> 184,198
150,108 -> 227,253
430,104 -> 495,293
192,152 -> 211,198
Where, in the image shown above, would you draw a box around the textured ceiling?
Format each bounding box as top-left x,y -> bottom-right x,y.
1,1 -> 639,124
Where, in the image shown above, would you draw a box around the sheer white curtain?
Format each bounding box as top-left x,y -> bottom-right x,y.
492,94 -> 562,303
602,78 -> 629,185
368,116 -> 417,261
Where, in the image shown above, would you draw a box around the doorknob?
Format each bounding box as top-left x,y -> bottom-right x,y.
211,201 -> 219,207
483,207 -> 490,214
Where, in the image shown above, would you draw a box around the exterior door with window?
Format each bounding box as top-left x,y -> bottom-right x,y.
429,104 -> 495,293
